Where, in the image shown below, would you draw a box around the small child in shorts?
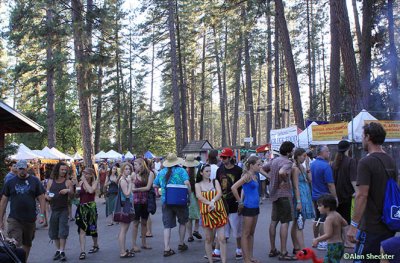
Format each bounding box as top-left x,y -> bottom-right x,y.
312,194 -> 347,263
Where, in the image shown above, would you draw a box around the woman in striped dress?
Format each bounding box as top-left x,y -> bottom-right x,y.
195,164 -> 228,263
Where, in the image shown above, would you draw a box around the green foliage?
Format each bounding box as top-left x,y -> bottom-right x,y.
0,144 -> 18,190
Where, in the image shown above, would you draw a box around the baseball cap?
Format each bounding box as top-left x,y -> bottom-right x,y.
16,160 -> 28,169
338,140 -> 351,152
220,148 -> 234,157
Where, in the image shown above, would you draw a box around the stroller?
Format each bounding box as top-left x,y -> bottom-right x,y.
0,231 -> 22,263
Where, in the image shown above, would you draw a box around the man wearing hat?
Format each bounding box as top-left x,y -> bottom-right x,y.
215,148 -> 243,260
331,140 -> 357,248
0,159 -> 46,260
153,153 -> 191,257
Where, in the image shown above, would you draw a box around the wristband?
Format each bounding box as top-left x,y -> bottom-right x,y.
39,214 -> 45,217
350,220 -> 359,228
297,200 -> 301,203
238,201 -> 243,205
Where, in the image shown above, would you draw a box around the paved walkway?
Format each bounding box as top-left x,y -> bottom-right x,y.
28,197 -> 354,262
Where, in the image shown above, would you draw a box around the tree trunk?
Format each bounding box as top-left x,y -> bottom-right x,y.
274,13 -> 281,129
306,0 -> 314,118
359,0 -> 373,109
331,0 -> 363,113
223,23 -> 231,146
94,66 -> 103,154
329,0 -> 341,122
128,24 -> 133,151
167,0 -> 183,154
266,0 -> 273,142
116,48 -> 122,153
243,5 -> 257,145
321,33 -> 328,120
150,22 -> 155,115
232,32 -> 242,146
175,0 -> 188,148
275,0 -> 304,129
351,0 -> 362,52
388,0 -> 399,113
256,58 -> 262,144
212,26 -> 227,147
46,2 -> 56,148
72,0 -> 94,166
190,69 -> 195,141
199,32 -> 206,140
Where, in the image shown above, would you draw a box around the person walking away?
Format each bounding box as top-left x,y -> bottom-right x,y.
75,168 -> 99,260
105,165 -> 119,226
263,141 -> 296,260
232,156 -> 261,263
98,163 -> 108,199
312,194 -> 347,263
183,154 -> 202,243
117,163 -> 135,258
46,162 -> 74,261
0,160 -> 46,261
347,122 -> 398,262
195,164 -> 228,263
216,148 -> 243,260
131,158 -> 155,252
331,140 -> 357,249
153,153 -> 191,257
310,145 -> 338,251
291,148 -> 315,255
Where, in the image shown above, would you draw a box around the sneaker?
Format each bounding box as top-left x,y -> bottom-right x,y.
235,253 -> 243,260
317,241 -> 328,251
59,252 -> 66,261
204,253 -> 221,261
53,251 -> 61,261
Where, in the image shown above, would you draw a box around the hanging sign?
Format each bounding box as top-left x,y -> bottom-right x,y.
312,122 -> 348,141
365,120 -> 400,139
270,126 -> 299,150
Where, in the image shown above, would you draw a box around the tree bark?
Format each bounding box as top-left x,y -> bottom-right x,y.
175,0 -> 188,148
275,0 -> 304,129
190,69 -> 195,141
359,0 -> 373,109
387,0 -> 399,113
331,0 -> 363,113
351,0 -> 362,52
223,23 -> 231,146
306,0 -> 314,118
199,32 -> 206,140
167,0 -> 183,154
243,4 -> 257,145
150,22 -> 155,115
72,0 -> 94,166
94,66 -> 103,154
212,26 -> 227,147
232,32 -> 242,146
274,12 -> 281,129
329,0 -> 341,122
46,1 -> 56,148
266,0 -> 273,142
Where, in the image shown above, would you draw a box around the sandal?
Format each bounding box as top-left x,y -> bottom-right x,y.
79,252 -> 86,260
163,249 -> 176,257
120,251 -> 135,258
141,245 -> 152,250
192,231 -> 202,239
187,236 -> 194,242
178,243 -> 188,251
88,246 -> 99,254
269,248 -> 280,257
130,247 -> 141,253
278,252 -> 297,261
107,223 -> 114,226
293,248 -> 301,255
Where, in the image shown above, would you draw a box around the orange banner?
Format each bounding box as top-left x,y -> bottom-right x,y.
365,120 -> 400,139
312,123 -> 348,141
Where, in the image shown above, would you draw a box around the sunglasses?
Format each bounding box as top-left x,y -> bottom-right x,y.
220,156 -> 229,160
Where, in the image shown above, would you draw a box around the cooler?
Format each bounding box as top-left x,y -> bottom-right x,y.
165,184 -> 188,205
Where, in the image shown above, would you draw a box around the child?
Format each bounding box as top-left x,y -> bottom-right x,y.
312,194 -> 347,263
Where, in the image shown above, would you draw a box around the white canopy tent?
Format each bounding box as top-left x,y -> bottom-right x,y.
50,147 -> 74,161
125,151 -> 134,159
103,150 -> 123,159
95,151 -> 107,159
298,122 -> 318,149
10,143 -> 43,160
348,109 -> 377,142
73,152 -> 83,160
33,147 -> 61,159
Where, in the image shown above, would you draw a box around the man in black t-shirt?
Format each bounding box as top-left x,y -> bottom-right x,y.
215,148 -> 243,260
347,122 -> 398,262
0,160 -> 46,261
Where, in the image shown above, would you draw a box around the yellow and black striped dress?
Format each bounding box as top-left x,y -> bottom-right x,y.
199,190 -> 228,229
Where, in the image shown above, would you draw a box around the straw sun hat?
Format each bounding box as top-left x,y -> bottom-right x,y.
163,153 -> 184,168
182,154 -> 199,168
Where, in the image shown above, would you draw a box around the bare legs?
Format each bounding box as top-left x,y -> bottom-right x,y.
204,227 -> 226,263
242,216 -> 258,263
118,222 -> 130,255
132,219 -> 149,250
291,220 -> 305,251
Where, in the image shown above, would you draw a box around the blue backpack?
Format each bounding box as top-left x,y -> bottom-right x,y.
374,156 -> 400,232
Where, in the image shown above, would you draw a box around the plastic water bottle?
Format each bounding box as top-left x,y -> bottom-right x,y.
297,213 -> 304,230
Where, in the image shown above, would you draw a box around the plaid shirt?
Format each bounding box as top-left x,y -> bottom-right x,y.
264,156 -> 293,202
133,177 -> 148,205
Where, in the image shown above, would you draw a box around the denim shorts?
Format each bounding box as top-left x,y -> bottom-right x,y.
49,209 -> 69,240
162,204 -> 189,228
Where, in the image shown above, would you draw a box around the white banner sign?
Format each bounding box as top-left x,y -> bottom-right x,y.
270,126 -> 299,150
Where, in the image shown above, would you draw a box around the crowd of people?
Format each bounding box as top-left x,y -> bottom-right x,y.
0,122 -> 399,263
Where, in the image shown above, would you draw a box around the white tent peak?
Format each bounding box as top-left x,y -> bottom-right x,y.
104,150 -> 123,159
125,151 -> 134,159
73,152 -> 83,160
298,122 -> 318,148
348,110 -> 377,142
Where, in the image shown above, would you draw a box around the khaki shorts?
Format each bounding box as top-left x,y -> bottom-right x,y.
7,217 -> 36,247
271,197 -> 292,223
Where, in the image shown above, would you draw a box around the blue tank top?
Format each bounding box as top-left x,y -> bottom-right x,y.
243,179 -> 259,208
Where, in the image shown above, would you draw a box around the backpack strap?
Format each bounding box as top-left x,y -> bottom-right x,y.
369,154 -> 395,181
